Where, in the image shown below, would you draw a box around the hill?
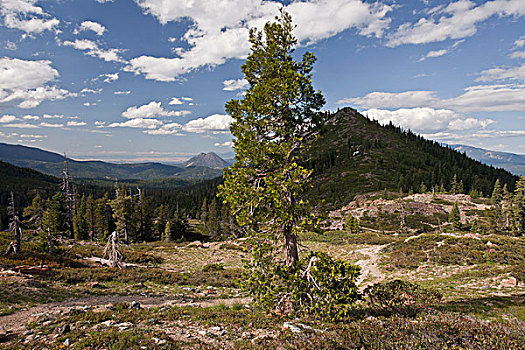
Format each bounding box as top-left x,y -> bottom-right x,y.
451,144 -> 525,176
306,108 -> 518,208
0,143 -> 222,181
183,152 -> 231,169
0,161 -> 59,228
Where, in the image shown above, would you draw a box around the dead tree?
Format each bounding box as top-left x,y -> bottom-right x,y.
61,153 -> 75,239
8,192 -> 22,255
103,231 -> 123,268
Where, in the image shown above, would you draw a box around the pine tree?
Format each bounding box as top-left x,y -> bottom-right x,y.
23,193 -> 46,230
74,195 -> 89,240
449,201 -> 461,231
512,176 -> 525,235
219,10 -> 326,269
490,179 -> 503,233
85,194 -> 96,241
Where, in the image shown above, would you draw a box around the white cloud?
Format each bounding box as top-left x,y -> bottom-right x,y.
62,39 -> 124,63
76,20 -> 106,36
20,134 -> 45,138
67,121 -> 87,126
96,0 -> 114,3
169,96 -> 192,105
214,141 -> 232,147
144,122 -> 183,135
223,78 -> 248,91
0,115 -> 18,123
22,115 -> 39,120
418,49 -> 448,61
476,63 -> 525,82
102,72 -> 119,83
0,57 -> 74,108
515,35 -> 525,48
43,114 -> 64,119
5,41 -> 17,50
81,87 -> 102,94
122,101 -> 189,119
182,114 -> 232,133
129,0 -> 391,81
339,90 -> 438,109
3,122 -> 39,128
109,118 -> 163,129
387,0 -> 525,47
1,0 -> 60,34
94,120 -> 105,126
510,51 -> 525,59
339,84 -> 525,113
40,122 -> 63,128
364,107 -> 494,133
114,90 -> 131,95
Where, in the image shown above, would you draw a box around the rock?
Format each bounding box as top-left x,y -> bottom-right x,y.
97,320 -> 116,328
501,277 -> 518,287
84,281 -> 101,288
58,324 -> 70,335
63,338 -> 71,347
283,322 -> 302,333
198,330 -> 208,336
417,265 -> 429,271
116,322 -> 134,330
187,240 -> 204,248
105,303 -> 116,311
23,330 -> 34,336
486,241 -> 497,247
130,301 -> 142,309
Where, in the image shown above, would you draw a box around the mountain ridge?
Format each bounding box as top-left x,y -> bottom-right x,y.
450,144 -> 525,176
0,143 -> 222,181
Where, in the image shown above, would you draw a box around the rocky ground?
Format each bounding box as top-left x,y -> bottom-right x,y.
0,201 -> 524,348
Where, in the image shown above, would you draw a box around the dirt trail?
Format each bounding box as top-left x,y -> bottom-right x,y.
354,244 -> 388,290
0,294 -> 250,333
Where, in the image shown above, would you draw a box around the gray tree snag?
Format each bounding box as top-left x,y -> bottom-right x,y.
103,231 -> 123,269
8,192 -> 22,255
62,153 -> 75,239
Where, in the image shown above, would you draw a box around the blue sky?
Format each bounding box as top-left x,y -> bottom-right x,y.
0,0 -> 524,162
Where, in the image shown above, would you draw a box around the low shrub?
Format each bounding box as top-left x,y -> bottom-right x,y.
363,279 -> 442,316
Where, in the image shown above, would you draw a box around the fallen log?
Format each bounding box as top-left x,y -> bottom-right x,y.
14,265 -> 51,277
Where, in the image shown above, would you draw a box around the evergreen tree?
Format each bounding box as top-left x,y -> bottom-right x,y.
490,179 -> 503,233
450,174 -> 459,194
74,195 -> 89,240
512,176 -> 525,235
449,201 -> 461,231
85,194 -> 96,241
23,193 -> 46,230
46,192 -> 67,235
219,10 -> 326,269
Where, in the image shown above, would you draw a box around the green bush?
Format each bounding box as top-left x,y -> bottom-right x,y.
244,244 -> 360,321
363,279 -> 442,316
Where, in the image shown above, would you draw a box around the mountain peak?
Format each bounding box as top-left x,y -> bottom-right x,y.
183,152 -> 231,169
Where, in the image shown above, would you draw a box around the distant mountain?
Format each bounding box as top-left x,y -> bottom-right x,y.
306,108 -> 518,208
0,143 -> 222,180
183,152 -> 232,169
450,145 -> 525,176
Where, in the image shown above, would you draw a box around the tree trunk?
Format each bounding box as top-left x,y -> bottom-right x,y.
284,225 -> 298,270
14,225 -> 21,254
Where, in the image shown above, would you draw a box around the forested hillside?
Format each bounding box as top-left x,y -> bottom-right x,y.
307,108 -> 517,208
